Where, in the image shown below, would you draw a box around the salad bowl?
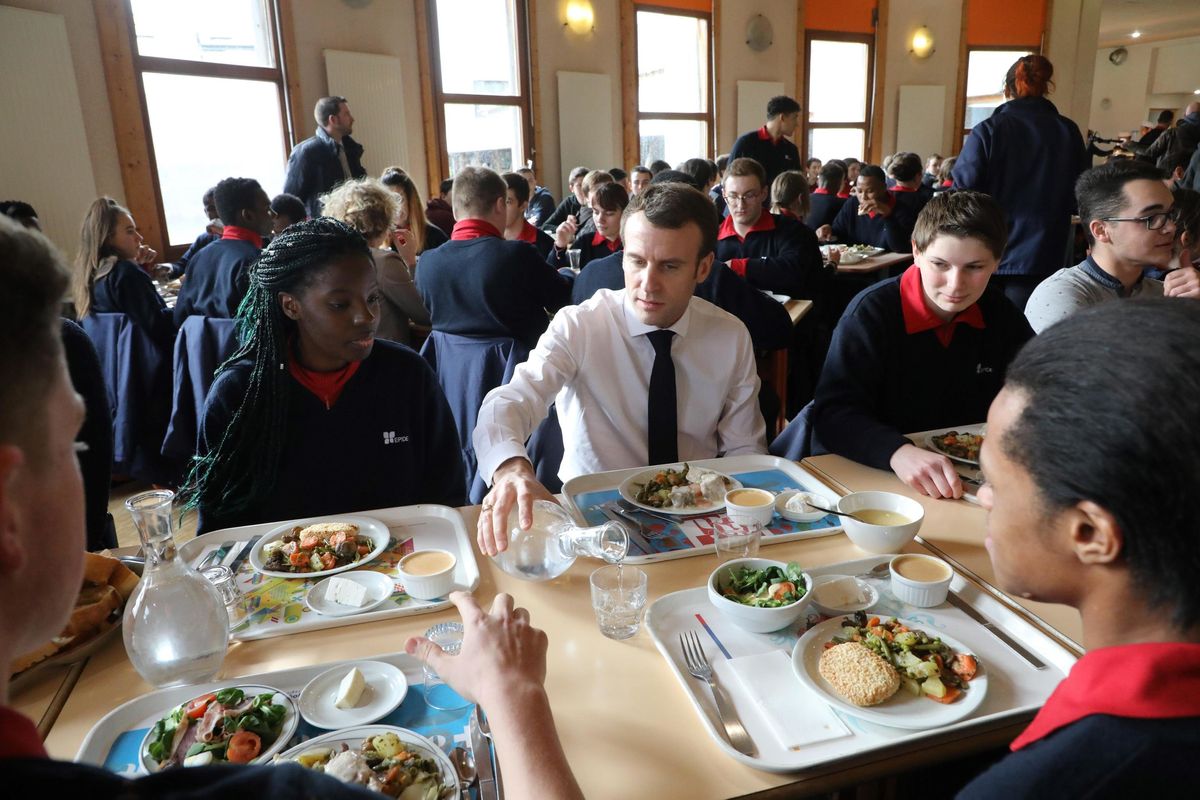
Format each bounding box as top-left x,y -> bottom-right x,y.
707,558 -> 812,633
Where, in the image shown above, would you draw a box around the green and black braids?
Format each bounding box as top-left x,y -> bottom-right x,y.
179,217 -> 371,520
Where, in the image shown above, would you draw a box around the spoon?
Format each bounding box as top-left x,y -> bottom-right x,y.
800,500 -> 876,524
450,746 -> 476,799
854,562 -> 893,580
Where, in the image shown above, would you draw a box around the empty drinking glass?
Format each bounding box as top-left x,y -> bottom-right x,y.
715,523 -> 762,562
422,621 -> 471,711
567,248 -> 583,274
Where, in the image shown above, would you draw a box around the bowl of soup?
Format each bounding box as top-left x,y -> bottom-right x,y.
397,549 -> 457,600
837,491 -> 924,554
725,487 -> 776,526
889,554 -> 953,607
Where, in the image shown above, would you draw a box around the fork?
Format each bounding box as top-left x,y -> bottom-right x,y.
196,540 -> 236,570
679,631 -> 756,756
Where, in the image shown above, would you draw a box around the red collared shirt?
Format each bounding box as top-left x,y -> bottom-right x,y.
890,184 -> 917,193
756,125 -> 779,144
837,190 -> 851,199
0,706 -> 47,759
288,350 -> 362,410
898,264 -> 984,347
862,193 -> 896,220
813,187 -> 832,195
590,231 -> 621,252
1010,642 -> 1200,751
718,212 -> 777,277
220,224 -> 264,248
516,221 -> 539,243
450,218 -> 503,241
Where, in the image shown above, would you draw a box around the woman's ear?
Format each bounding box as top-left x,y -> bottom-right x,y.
278,291 -> 301,322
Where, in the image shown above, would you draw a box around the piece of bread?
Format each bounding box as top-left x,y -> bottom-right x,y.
297,522 -> 359,537
818,642 -> 901,706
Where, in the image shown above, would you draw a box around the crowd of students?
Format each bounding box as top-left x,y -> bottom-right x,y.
3,52 -> 1200,796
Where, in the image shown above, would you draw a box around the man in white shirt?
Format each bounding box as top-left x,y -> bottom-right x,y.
474,183 -> 767,554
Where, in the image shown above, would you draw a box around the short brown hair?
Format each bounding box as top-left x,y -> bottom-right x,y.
503,172 -> 530,205
581,170 -> 614,196
590,182 -> 629,213
621,182 -> 718,260
770,170 -> 810,217
912,190 -> 1009,258
451,166 -> 507,219
314,96 -> 347,126
0,216 -> 69,467
723,157 -> 766,188
320,177 -> 399,243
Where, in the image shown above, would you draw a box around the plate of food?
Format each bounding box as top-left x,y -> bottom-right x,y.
847,244 -> 885,258
250,515 -> 391,579
925,426 -> 986,465
277,724 -> 456,798
297,661 -> 408,730
791,612 -> 986,730
618,463 -> 742,515
140,685 -> 299,772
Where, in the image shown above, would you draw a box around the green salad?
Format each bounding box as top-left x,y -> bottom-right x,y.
718,562 -> 807,607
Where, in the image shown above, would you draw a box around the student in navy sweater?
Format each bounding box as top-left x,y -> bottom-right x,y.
818,165 -> 920,253
804,161 -> 848,230
71,197 -> 173,348
185,218 -> 464,534
416,166 -> 571,350
728,95 -> 801,187
502,172 -> 555,259
543,166 -> 590,230
172,177 -> 273,325
715,158 -> 825,298
549,182 -> 627,270
811,191 -> 1033,498
958,300 -> 1200,798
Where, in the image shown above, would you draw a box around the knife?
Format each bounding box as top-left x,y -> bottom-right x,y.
471,705 -> 498,800
947,591 -> 1047,669
227,535 -> 262,574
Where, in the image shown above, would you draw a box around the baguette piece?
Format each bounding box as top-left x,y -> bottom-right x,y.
818,642 -> 901,706
297,522 -> 359,538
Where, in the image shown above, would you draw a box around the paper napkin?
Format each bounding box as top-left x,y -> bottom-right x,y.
724,650 -> 851,750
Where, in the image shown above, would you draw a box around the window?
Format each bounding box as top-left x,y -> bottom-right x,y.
425,0 -> 534,177
128,0 -> 292,251
803,34 -> 873,163
635,8 -> 713,165
961,48 -> 1035,140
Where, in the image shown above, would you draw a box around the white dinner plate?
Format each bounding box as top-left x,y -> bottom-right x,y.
923,424 -> 987,466
297,661 -> 408,729
306,571 -> 396,617
140,684 -> 299,773
791,616 -> 988,730
249,514 -> 391,580
618,464 -> 743,516
277,724 -> 456,794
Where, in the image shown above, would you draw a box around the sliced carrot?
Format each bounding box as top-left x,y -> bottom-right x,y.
867,617 -> 881,627
288,551 -> 308,566
951,653 -> 978,682
929,686 -> 961,704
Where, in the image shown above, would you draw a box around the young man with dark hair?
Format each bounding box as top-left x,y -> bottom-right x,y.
958,299 -> 1200,797
550,182 -> 627,270
1134,108 -> 1175,151
1122,101 -> 1200,169
474,183 -> 767,554
1025,160 -> 1200,333
629,165 -> 652,196
809,191 -> 1033,498
417,166 -> 570,349
678,158 -> 715,193
648,159 -> 671,175
1160,148 -> 1192,190
609,167 -> 629,191
502,172 -> 555,259
715,157 -> 825,298
805,161 -> 847,229
282,96 -> 367,218
518,167 -> 556,227
818,165 -> 920,253
728,95 -> 802,186
544,166 -> 590,229
922,154 -> 943,188
172,177 -> 273,324
841,157 -> 861,191
805,157 -> 822,187
269,192 -> 306,236
0,200 -> 40,230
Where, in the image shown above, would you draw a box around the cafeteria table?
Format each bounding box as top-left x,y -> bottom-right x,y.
835,251 -> 912,277
41,478 -> 1081,798
10,660 -> 85,740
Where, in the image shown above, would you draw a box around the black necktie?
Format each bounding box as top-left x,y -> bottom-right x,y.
647,329 -> 678,465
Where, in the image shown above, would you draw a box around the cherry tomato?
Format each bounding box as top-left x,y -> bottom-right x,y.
185,693 -> 216,719
226,731 -> 262,763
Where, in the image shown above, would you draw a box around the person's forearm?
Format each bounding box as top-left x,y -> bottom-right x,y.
485,685 -> 584,800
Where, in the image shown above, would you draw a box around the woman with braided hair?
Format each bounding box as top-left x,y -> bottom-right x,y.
184,218 -> 465,534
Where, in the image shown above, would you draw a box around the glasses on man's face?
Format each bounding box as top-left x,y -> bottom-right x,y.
725,191 -> 761,205
1100,207 -> 1181,231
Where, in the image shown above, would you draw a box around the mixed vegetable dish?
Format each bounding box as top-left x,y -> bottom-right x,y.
930,431 -> 984,462
262,524 -> 373,574
291,731 -> 448,799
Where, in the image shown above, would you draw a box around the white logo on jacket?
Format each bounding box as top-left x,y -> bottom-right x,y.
382,431 -> 409,444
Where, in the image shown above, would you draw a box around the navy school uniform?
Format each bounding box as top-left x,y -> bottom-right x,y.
543,195 -> 581,230
804,189 -> 846,230
830,195 -> 919,253
90,258 -> 175,348
728,125 -> 800,186
415,220 -> 571,350
513,221 -> 555,259
714,211 -> 826,299
548,230 -> 621,271
420,222 -> 449,253
168,230 -> 220,279
811,267 -> 1033,469
196,340 -> 466,534
171,235 -> 259,326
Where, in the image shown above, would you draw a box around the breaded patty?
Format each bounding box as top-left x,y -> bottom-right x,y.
818,642 -> 900,706
297,521 -> 359,537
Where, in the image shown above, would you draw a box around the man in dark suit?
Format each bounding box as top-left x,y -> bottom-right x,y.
282,96 -> 367,217
728,95 -> 801,187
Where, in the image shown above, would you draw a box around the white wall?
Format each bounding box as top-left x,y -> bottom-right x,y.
881,0 -> 964,158
1089,34 -> 1200,138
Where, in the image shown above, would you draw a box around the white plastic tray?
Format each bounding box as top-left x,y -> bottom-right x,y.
644,554 -> 1077,773
180,504 -> 479,642
562,455 -> 844,564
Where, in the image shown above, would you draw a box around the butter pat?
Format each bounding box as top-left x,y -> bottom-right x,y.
327,576 -> 368,608
334,667 -> 367,708
816,576 -> 866,608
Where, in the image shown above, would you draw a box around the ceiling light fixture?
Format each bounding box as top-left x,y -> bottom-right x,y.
1131,30 -> 1142,38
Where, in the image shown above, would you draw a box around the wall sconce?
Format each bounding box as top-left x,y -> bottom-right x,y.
565,0 -> 594,35
910,26 -> 935,58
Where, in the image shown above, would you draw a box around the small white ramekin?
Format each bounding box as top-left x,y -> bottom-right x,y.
888,554 -> 953,608
397,549 -> 457,600
725,488 -> 775,526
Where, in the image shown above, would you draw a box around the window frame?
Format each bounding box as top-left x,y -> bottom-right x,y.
419,0 -> 537,188
106,0 -> 297,258
632,4 -> 716,164
955,44 -> 1039,150
801,30 -> 876,165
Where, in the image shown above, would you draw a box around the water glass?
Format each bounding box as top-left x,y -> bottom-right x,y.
715,523 -> 761,562
201,565 -> 246,628
567,248 -> 583,273
589,565 -> 648,640
422,621 -> 471,711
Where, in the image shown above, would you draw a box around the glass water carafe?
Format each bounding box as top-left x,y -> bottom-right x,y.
122,490 -> 229,687
493,500 -> 628,581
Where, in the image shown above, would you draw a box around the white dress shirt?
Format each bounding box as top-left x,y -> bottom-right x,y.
473,288 -> 766,484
